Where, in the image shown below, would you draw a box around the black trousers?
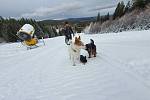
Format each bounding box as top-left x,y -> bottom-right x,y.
65,35 -> 72,45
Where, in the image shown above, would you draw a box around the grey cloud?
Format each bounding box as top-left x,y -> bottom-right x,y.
0,0 -> 130,20
21,2 -> 83,20
90,4 -> 117,11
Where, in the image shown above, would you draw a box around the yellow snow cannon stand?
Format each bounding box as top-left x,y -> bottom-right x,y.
17,24 -> 45,50
24,38 -> 38,46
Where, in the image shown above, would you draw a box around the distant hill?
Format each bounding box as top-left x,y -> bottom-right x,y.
39,16 -> 96,25
66,17 -> 96,22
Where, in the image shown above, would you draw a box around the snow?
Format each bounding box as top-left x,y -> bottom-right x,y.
0,30 -> 150,100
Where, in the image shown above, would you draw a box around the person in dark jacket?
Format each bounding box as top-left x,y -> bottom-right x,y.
64,21 -> 75,45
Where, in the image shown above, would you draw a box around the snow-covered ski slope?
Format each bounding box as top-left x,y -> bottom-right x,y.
0,30 -> 150,100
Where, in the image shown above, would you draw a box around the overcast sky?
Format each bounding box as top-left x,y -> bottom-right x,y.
0,0 -> 129,20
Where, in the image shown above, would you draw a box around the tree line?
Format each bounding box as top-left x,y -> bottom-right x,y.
113,0 -> 150,20
96,0 -> 150,23
0,17 -> 63,42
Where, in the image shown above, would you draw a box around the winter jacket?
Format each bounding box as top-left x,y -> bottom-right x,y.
64,25 -> 74,39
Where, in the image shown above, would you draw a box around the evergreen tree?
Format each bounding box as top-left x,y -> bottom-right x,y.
125,1 -> 131,13
96,12 -> 100,22
113,1 -> 125,19
106,12 -> 110,20
145,0 -> 150,4
113,2 -> 121,19
133,0 -> 146,9
118,1 -> 125,17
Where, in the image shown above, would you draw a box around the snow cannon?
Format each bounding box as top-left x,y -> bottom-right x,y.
17,24 -> 38,46
17,24 -> 35,41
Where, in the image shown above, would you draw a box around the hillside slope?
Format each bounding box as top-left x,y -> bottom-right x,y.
88,5 -> 150,34
0,30 -> 150,100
